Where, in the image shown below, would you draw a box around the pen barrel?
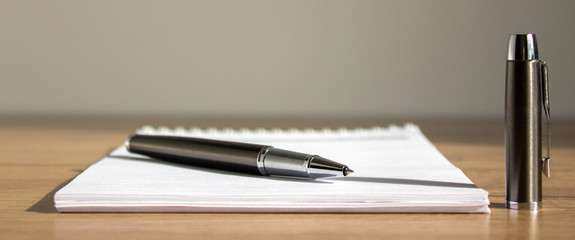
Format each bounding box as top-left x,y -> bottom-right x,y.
505,60 -> 543,209
127,135 -> 266,175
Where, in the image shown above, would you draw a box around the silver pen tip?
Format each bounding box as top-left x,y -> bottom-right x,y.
306,155 -> 353,178
343,167 -> 354,176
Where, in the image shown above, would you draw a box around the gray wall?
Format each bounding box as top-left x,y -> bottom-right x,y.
2,0 -> 574,118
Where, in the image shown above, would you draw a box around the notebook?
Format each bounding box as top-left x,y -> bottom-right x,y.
54,124 -> 490,213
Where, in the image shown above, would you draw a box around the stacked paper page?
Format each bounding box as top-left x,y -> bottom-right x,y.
54,124 -> 490,213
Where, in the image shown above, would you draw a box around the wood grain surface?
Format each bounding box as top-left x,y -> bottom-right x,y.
1,115 -> 574,240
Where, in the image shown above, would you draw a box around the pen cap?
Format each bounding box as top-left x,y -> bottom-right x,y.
505,32 -> 550,210
508,34 -> 539,61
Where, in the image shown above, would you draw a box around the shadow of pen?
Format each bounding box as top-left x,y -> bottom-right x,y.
107,155 -> 333,184
331,176 -> 480,189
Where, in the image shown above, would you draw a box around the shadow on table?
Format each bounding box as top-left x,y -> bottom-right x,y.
27,173 -> 79,213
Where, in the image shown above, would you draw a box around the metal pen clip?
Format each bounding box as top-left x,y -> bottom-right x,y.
541,61 -> 551,177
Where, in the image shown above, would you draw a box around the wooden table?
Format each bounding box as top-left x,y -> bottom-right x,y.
1,115 -> 574,239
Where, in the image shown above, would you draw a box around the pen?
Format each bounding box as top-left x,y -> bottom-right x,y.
505,33 -> 551,210
125,134 -> 354,178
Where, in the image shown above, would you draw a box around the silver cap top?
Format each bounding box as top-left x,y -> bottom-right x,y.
508,33 -> 539,61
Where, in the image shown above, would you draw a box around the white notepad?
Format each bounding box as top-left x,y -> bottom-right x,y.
54,124 -> 490,213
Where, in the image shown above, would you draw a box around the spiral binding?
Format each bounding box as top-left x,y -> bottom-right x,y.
135,123 -> 419,141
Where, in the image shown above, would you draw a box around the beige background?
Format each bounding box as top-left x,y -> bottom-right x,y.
1,0 -> 574,118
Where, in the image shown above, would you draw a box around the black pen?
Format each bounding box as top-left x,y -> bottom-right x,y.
125,134 -> 353,178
